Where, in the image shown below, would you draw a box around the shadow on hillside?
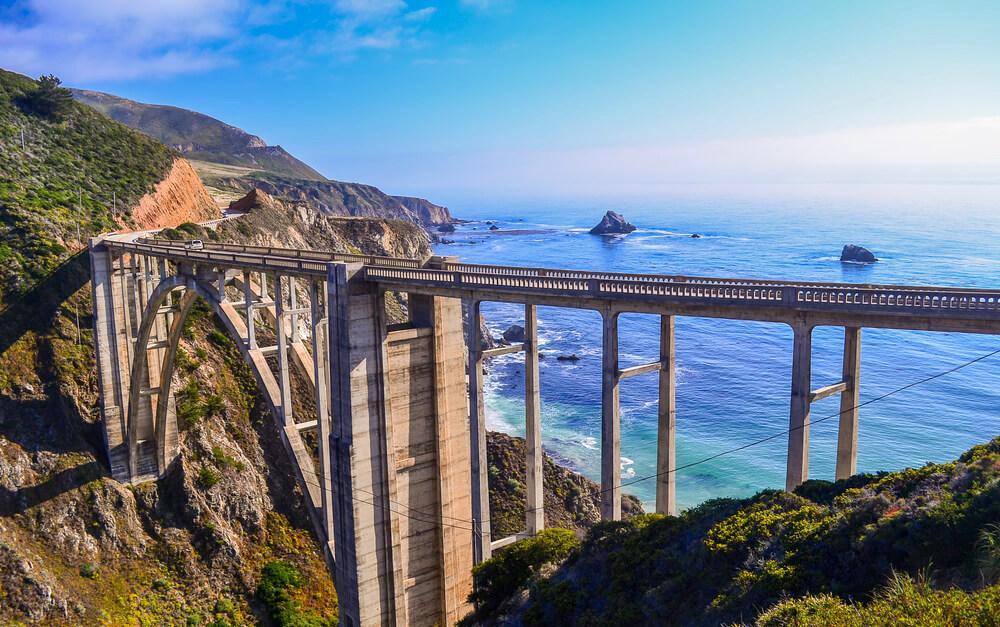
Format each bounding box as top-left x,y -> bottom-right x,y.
0,459 -> 104,517
0,250 -> 91,356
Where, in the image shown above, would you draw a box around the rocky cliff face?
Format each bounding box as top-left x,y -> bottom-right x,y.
486,431 -> 643,539
392,195 -> 455,225
217,188 -> 431,259
131,158 -> 220,230
217,176 -> 454,228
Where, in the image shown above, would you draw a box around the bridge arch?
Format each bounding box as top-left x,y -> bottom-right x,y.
125,276 -> 243,480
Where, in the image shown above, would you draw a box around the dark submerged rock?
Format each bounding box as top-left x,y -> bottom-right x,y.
589,210 -> 636,235
437,223 -> 456,233
840,244 -> 878,263
557,353 -> 581,362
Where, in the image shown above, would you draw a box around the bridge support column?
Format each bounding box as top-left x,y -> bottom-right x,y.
90,240 -> 129,480
601,310 -> 621,521
328,262 -> 397,627
275,274 -> 293,426
786,321 -> 813,491
836,327 -> 862,480
656,315 -> 677,516
310,280 -> 335,554
243,270 -> 257,349
467,299 -> 491,564
524,304 -> 544,534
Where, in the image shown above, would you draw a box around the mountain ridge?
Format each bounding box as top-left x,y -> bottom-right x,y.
71,87 -> 457,227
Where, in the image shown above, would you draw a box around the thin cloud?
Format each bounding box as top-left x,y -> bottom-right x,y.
405,7 -> 437,22
0,0 -> 437,82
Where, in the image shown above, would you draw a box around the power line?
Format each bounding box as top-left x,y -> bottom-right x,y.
287,345 -> 1000,531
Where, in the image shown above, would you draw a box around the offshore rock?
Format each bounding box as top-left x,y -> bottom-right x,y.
841,244 -> 878,263
502,325 -> 526,343
589,211 -> 637,235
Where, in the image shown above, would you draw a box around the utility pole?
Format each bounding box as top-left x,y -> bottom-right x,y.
20,126 -> 25,150
77,189 -> 83,247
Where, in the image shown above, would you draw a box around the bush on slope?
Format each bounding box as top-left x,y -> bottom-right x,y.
466,437 -> 1000,626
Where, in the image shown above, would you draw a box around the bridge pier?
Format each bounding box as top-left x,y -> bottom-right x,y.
601,310 -> 621,521
656,315 -> 677,516
836,327 -> 862,480
524,303 -> 544,534
467,299 -> 492,564
329,262 -> 473,627
786,321 -> 813,490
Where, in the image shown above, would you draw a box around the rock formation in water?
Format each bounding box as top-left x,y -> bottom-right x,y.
502,325 -> 526,343
589,211 -> 637,235
840,244 -> 878,263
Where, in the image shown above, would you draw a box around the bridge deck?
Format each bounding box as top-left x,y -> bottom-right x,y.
105,237 -> 1000,333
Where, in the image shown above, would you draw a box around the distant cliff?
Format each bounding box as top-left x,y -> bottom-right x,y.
72,88 -> 457,228
216,174 -> 454,227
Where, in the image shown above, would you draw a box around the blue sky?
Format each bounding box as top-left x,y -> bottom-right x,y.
3,1 -> 1000,201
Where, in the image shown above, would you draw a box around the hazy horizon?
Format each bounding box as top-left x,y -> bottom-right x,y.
4,1 -> 1000,201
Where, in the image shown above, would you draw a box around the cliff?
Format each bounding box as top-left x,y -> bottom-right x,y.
392,195 -> 455,226
463,437 -> 1000,626
486,431 -> 643,540
71,88 -> 458,228
214,174 -> 454,227
216,188 -> 431,259
131,158 -> 220,230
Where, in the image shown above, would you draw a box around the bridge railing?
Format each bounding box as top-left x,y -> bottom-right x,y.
108,238 -> 1000,318
440,261 -> 1000,295
107,240 -> 330,276
137,238 -> 426,269
364,266 -> 1000,316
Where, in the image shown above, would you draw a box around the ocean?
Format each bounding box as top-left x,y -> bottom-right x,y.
431,184 -> 1000,511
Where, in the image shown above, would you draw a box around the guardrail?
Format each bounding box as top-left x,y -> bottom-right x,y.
106,238 -> 1000,319
365,266 -> 1000,317
138,238 -> 426,269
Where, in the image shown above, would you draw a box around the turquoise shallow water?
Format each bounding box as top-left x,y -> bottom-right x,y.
432,184 -> 1000,511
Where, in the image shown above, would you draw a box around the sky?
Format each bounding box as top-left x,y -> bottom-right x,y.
3,0 -> 1000,202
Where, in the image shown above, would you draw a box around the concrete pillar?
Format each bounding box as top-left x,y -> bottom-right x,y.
327,262 -> 397,627
467,299 -> 491,563
836,327 -> 862,480
274,274 -> 293,426
655,315 -> 677,516
90,240 -> 128,479
601,311 -> 621,521
429,295 -> 475,624
310,281 -> 335,551
524,303 -> 544,533
786,321 -> 813,491
289,275 -> 300,343
243,270 -> 257,349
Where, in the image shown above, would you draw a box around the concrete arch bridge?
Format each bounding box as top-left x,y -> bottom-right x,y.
88,235 -> 1000,626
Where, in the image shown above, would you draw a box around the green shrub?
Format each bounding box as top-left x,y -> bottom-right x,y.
757,576 -> 1000,626
207,329 -> 230,348
79,563 -> 99,579
467,528 -> 580,620
256,560 -> 336,626
198,466 -> 220,489
177,378 -> 204,429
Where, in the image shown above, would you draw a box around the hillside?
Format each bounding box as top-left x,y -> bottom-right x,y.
71,89 -> 325,181
72,88 -> 457,227
463,437 -> 1000,626
0,70 -> 178,303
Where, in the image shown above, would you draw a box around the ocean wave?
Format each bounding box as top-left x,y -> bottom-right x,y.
620,456 -> 636,479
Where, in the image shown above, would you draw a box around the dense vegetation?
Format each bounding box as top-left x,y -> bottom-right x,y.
466,437 -> 1000,625
0,69 -> 175,304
